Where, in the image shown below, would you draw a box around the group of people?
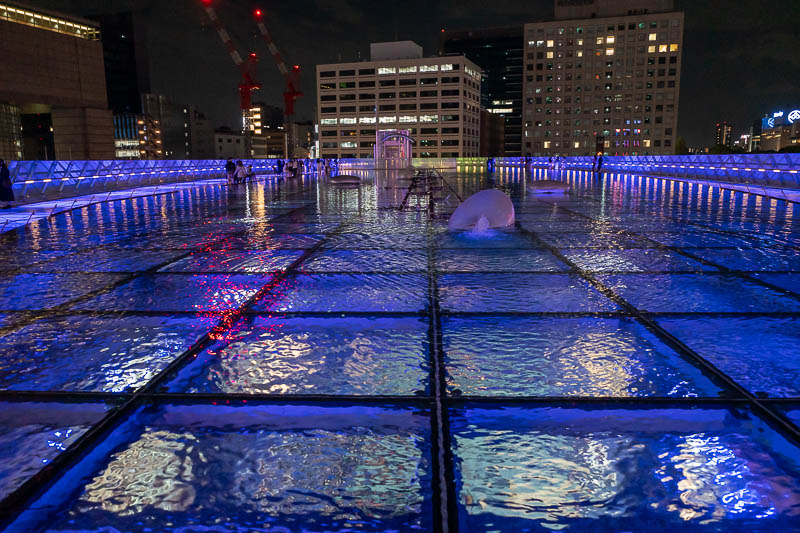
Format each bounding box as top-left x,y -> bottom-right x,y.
224,159 -> 255,185
276,158 -> 337,179
1,159 -> 13,209
223,157 -> 340,185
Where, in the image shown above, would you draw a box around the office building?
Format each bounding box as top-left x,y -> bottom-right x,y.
189,110 -> 215,159
714,121 -> 733,148
142,93 -> 191,159
440,26 -> 524,156
522,0 -> 684,156
316,41 -> 482,159
0,2 -> 114,160
113,113 -> 161,159
757,108 -> 800,152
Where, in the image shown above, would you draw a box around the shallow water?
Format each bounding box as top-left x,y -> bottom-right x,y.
451,406 -> 800,532
1,168 -> 799,531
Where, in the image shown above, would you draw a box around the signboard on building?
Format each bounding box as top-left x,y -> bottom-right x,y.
762,108 -> 800,130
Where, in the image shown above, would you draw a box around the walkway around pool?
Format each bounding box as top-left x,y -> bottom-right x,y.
0,168 -> 799,533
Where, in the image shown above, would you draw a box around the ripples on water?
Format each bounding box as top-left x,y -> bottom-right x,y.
168,316 -> 429,395
38,405 -> 433,533
0,315 -> 207,391
452,407 -> 800,531
0,402 -> 108,501
443,316 -> 721,397
657,317 -> 800,398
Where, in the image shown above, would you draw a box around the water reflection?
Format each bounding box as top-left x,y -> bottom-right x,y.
452,407 -> 800,530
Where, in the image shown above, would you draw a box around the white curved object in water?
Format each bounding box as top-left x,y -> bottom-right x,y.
448,189 -> 515,231
529,180 -> 570,194
330,174 -> 361,184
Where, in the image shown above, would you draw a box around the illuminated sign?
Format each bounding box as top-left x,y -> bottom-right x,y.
764,108 -> 800,129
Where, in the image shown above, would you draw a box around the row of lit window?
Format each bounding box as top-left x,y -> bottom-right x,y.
533,138 -> 671,149
320,114 -> 466,125
0,3 -> 100,40
320,89 -> 465,101
322,103 -> 464,113
321,129 -> 463,137
320,64 -> 459,78
532,43 -> 679,59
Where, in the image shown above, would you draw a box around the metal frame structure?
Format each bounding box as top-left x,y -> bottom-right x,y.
6,159 -> 282,201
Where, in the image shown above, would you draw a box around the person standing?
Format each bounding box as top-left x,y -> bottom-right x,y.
234,161 -> 247,184
224,159 -> 236,185
0,159 -> 14,209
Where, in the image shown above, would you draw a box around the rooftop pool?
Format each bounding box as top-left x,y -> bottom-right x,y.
0,168 -> 799,532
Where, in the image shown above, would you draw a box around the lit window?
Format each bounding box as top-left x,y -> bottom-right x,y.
658,44 -> 667,52
378,116 -> 396,123
643,139 -> 651,147
543,140 -> 551,148
340,141 -> 357,148
573,141 -> 580,148
537,40 -> 544,46
420,65 -> 439,72
441,64 -> 454,71
320,118 -> 337,125
648,33 -> 657,41
419,114 -> 438,122
378,67 -> 396,75
577,39 -> 583,46
399,115 -> 418,123
359,117 -> 376,124
606,36 -> 615,44
596,37 -> 604,44
669,43 -> 679,52
528,40 -> 536,47
546,40 -> 554,47
546,51 -> 554,59
648,45 -> 656,53
576,50 -> 583,57
398,66 -> 417,74
340,117 -> 356,124
606,48 -> 614,56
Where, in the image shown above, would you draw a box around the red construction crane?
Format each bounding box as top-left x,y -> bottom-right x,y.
253,8 -> 303,157
200,0 -> 261,156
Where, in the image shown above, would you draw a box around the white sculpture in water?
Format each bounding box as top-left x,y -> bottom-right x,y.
448,189 -> 515,231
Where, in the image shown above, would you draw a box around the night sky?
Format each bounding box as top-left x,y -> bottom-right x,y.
27,0 -> 800,147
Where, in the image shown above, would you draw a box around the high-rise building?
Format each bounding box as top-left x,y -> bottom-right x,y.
440,26 -> 524,156
93,11 -> 151,115
141,93 -> 192,159
0,2 -> 114,160
522,0 -> 684,156
113,114 -> 161,159
714,121 -> 733,148
316,41 -> 482,159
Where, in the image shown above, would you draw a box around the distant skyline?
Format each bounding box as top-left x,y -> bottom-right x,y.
26,0 -> 800,147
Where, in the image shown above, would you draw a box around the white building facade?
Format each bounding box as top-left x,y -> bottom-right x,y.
316,42 -> 482,159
